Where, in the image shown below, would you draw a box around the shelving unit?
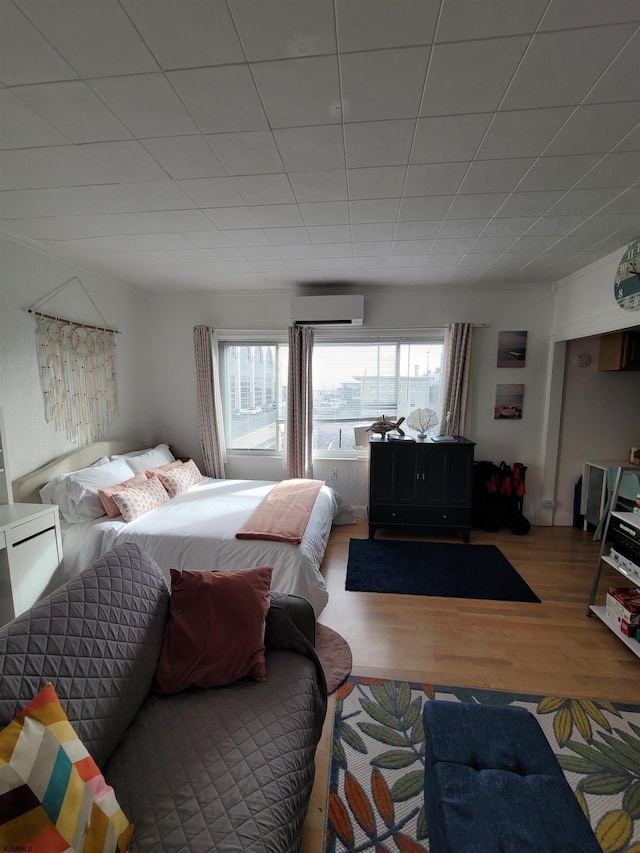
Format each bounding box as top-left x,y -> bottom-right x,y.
587,464 -> 640,660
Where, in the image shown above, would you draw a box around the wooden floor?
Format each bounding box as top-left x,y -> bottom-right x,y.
302,521 -> 640,852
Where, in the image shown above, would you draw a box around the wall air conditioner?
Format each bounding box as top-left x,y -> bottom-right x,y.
289,294 -> 364,326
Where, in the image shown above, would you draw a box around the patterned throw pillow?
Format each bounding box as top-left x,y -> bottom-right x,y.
157,459 -> 203,498
98,472 -> 147,518
111,475 -> 169,523
0,682 -> 133,853
144,460 -> 183,479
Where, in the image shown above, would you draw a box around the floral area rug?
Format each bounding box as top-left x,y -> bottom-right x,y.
324,677 -> 640,853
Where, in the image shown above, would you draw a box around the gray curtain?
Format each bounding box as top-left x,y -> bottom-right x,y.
287,324 -> 314,479
193,325 -> 226,478
440,322 -> 473,437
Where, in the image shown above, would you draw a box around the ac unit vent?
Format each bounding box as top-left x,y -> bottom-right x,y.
289,294 -> 364,326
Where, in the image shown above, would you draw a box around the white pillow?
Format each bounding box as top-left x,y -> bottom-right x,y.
40,458 -> 134,522
115,444 -> 175,475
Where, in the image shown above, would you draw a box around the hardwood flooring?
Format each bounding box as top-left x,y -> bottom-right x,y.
301,521 -> 640,852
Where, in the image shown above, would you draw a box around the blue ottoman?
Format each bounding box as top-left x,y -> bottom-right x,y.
422,700 -> 601,852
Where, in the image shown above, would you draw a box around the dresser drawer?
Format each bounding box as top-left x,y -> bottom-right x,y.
9,510 -> 57,546
369,504 -> 470,527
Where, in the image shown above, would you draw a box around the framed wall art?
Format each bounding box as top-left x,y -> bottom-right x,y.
497,330 -> 527,367
494,384 -> 524,420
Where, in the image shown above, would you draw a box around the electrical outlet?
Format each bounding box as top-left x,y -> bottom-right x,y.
330,470 -> 337,481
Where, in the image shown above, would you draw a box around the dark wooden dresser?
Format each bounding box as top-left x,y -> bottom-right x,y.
368,436 -> 475,542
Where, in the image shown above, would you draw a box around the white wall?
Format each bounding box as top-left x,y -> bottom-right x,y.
0,237 -> 152,481
545,246 -> 640,525
145,282 -> 556,521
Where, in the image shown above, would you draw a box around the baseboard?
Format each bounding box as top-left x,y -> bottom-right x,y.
352,505 -> 367,521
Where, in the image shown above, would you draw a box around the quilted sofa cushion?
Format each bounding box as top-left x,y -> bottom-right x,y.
104,648 -> 326,853
0,541 -> 170,769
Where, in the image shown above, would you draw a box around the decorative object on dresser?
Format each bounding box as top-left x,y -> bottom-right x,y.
406,407 -> 438,439
367,435 -> 475,542
367,415 -> 406,438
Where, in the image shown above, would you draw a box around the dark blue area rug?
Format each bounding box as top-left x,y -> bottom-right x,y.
346,538 -> 540,602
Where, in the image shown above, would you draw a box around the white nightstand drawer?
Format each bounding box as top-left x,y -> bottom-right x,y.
9,511 -> 57,546
0,529 -> 5,550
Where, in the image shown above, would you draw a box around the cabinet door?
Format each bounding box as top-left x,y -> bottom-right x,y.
419,445 -> 448,504
443,445 -> 474,505
370,442 -> 419,504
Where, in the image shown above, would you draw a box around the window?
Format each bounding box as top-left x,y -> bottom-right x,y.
312,335 -> 444,453
218,340 -> 288,452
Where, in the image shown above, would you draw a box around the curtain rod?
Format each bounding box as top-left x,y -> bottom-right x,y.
27,309 -> 121,335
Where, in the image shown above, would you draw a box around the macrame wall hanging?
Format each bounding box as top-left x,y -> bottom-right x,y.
28,277 -> 120,445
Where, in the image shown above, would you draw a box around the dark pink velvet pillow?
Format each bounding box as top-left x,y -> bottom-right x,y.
155,565 -> 273,693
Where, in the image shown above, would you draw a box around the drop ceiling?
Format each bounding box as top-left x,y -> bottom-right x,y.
1,0 -> 639,294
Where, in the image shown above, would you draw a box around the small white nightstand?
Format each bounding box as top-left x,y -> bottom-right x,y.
0,503 -> 64,626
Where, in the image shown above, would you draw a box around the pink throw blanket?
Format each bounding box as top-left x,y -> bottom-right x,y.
235,478 -> 324,543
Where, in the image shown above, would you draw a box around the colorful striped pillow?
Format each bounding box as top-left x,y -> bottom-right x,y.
0,682 -> 133,853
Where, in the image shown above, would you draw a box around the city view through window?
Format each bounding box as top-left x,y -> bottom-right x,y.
220,340 -> 444,452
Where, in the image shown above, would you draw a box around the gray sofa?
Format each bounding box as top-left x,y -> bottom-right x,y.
0,542 -> 327,852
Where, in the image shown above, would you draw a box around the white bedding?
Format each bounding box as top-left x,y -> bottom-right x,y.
61,477 -> 353,617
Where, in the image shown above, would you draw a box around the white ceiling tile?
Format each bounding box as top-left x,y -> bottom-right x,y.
438,219 -> 488,238
480,217 -> 537,236
502,25 -> 635,109
352,222 -> 395,241
344,120 -> 415,168
207,131 -> 284,176
412,114 -> 493,163
421,37 -> 527,116
0,185 -> 145,218
142,136 -> 225,180
546,188 -> 623,215
308,224 -> 352,243
0,89 -> 69,148
494,190 -> 564,217
598,188 -> 640,215
576,152 -> 640,189
387,255 -> 425,267
585,29 -> 640,104
249,258 -> 289,272
394,221 -> 441,240
126,181 -> 197,211
0,141 -> 166,190
94,250 -> 176,265
430,237 -> 475,254
544,102 -> 640,156
168,248 -> 246,263
300,201 -> 350,226
168,66 -> 268,134
272,125 -> 345,172
336,0 -> 438,52
11,210 -> 209,240
341,48 -> 429,123
405,162 -> 469,196
122,0 -> 244,68
14,0 -> 158,77
276,244 -> 316,259
229,0 -> 336,61
289,170 -> 348,202
314,243 -> 353,258
265,226 -> 310,245
250,204 -> 303,227
44,233 -> 193,253
0,0 -> 78,84
398,196 -> 454,220
539,1 -> 640,30
614,123 -> 640,152
352,241 -> 391,256
447,193 -> 509,218
423,254 -> 460,269
466,236 -> 515,253
355,256 -> 388,269
436,0 -> 548,41
524,215 -> 589,236
391,240 -> 433,255
11,81 -> 131,143
238,245 -> 280,261
88,74 -> 198,138
252,56 -> 341,128
347,166 -> 405,200
204,207 -> 261,230
507,234 -> 559,252
182,230 -> 233,249
459,158 -> 534,194
476,107 -> 572,159
233,173 -> 295,206
178,178 -> 245,207
349,199 -> 400,223
517,154 -> 601,191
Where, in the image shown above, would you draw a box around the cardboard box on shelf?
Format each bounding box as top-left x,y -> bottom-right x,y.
630,447 -> 640,466
606,586 -> 640,634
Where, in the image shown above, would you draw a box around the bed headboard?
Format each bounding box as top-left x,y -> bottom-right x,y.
12,441 -> 147,504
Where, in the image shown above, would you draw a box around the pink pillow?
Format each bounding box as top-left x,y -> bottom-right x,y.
155,565 -> 273,694
145,460 -> 183,478
182,458 -> 203,483
111,476 -> 169,523
157,459 -> 203,498
98,472 -> 147,518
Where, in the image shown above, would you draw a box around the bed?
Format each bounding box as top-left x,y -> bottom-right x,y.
13,441 -> 353,617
